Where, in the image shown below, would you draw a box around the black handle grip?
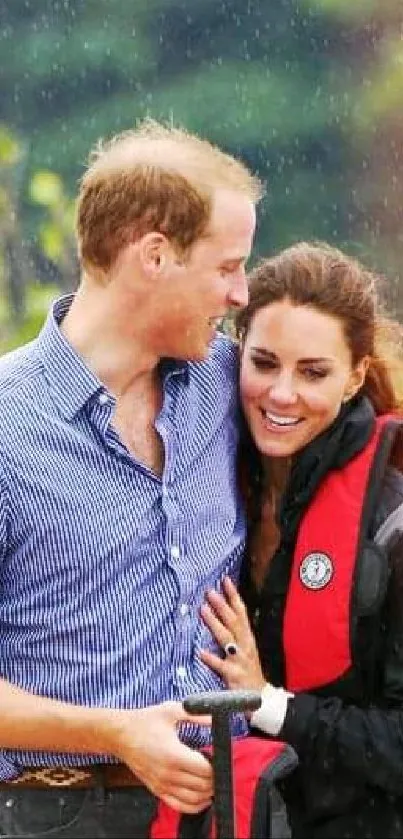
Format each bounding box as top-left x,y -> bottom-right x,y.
183,688 -> 262,715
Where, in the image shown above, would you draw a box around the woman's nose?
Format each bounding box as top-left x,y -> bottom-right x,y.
268,375 -> 298,404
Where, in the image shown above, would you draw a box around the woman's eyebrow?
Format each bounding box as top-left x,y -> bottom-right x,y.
250,347 -> 333,365
250,347 -> 276,356
297,357 -> 333,365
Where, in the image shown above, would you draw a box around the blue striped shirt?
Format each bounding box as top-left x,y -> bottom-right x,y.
0,296 -> 247,778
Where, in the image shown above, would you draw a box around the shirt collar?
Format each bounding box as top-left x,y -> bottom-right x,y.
36,294 -> 189,419
36,294 -> 104,420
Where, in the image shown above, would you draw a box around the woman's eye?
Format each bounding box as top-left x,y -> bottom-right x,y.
302,368 -> 328,381
251,356 -> 277,370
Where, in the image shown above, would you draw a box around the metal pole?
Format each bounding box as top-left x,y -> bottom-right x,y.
211,709 -> 235,839
184,689 -> 262,839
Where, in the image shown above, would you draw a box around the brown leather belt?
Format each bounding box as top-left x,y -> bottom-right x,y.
0,764 -> 144,790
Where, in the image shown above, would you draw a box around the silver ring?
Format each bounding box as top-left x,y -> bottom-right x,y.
224,641 -> 239,657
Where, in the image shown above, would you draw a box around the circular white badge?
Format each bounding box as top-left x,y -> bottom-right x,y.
299,552 -> 333,590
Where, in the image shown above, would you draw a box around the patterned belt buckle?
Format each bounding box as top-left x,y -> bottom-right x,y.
9,767 -> 93,788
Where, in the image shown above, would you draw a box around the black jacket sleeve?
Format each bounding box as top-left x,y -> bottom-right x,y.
279,534 -> 403,795
281,693 -> 403,794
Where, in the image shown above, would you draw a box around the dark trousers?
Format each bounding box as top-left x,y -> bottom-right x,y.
0,782 -> 292,839
0,785 -> 158,838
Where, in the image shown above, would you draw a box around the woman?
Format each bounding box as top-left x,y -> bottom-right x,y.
200,242 -> 403,838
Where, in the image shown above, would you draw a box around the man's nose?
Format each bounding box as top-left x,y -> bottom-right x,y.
228,270 -> 249,309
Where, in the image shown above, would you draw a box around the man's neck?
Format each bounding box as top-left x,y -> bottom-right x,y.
60,284 -> 159,400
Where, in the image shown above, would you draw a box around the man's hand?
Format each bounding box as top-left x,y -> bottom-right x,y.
106,701 -> 213,814
0,678 -> 211,814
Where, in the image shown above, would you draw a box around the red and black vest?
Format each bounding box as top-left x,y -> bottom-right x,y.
282,414 -> 402,693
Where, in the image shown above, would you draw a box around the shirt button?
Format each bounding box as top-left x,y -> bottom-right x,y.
176,666 -> 186,679
171,546 -> 180,560
98,392 -> 108,405
179,603 -> 189,617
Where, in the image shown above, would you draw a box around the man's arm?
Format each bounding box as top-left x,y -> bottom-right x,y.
0,678 -> 213,814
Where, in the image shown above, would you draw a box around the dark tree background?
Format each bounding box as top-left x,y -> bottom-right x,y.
1,0 -> 402,348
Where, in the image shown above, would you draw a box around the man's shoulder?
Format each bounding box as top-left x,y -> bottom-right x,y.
189,332 -> 239,385
0,340 -> 41,407
209,330 -> 238,363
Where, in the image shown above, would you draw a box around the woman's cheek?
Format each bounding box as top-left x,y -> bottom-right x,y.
302,384 -> 344,418
240,368 -> 263,402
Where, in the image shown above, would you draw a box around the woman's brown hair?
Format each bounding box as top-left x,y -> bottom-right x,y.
236,241 -> 403,415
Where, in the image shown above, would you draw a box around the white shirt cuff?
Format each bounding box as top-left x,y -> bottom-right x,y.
250,682 -> 294,736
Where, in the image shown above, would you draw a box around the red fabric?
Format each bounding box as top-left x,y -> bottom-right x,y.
283,415 -> 392,692
228,738 -> 286,839
151,802 -> 181,839
151,737 -> 287,839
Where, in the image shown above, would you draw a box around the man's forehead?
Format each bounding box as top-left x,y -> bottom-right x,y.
207,190 -> 256,239
210,187 -> 256,216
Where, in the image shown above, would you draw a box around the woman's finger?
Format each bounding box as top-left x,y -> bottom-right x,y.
222,576 -> 249,618
205,589 -> 242,637
199,648 -> 256,691
199,648 -> 226,677
200,603 -> 232,648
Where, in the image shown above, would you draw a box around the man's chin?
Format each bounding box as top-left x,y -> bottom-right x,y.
188,344 -> 211,362
177,329 -> 217,362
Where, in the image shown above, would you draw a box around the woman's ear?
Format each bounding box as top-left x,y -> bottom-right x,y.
343,356 -> 370,402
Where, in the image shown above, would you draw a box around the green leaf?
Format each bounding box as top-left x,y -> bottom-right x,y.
0,126 -> 21,165
352,39 -> 403,128
39,222 -> 64,261
29,171 -> 64,207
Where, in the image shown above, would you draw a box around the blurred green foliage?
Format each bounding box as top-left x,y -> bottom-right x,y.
0,0 -> 403,353
0,283 -> 59,354
0,125 -> 75,353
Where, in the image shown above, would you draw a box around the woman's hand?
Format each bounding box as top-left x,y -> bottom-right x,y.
199,576 -> 266,691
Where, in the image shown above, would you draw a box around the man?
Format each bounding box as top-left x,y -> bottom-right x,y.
0,120 -> 260,836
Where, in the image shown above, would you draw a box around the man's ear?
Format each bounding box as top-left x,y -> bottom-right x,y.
138,232 -> 169,275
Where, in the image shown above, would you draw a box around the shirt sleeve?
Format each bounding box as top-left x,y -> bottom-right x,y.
250,682 -> 294,735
